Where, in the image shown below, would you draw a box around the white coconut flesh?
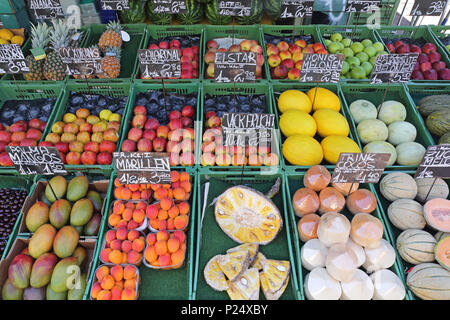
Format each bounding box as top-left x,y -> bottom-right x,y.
346,238 -> 366,267
301,239 -> 329,271
370,269 -> 406,300
326,243 -> 359,282
317,212 -> 351,247
340,269 -> 374,300
304,267 -> 342,300
363,239 -> 396,273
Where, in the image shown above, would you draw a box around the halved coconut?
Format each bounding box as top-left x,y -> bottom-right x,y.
204,255 -> 229,291
226,267 -> 260,300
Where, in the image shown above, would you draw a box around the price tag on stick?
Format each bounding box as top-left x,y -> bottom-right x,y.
138,49 -> 181,79
345,0 -> 381,13
410,0 -> 448,16
214,51 -> 257,83
218,0 -> 252,16
100,0 -> 130,10
5,146 -> 67,175
152,0 -> 186,14
415,144 -> 450,179
299,53 -> 344,83
280,0 -> 314,18
0,44 -> 29,74
370,53 -> 419,84
27,0 -> 65,20
113,152 -> 171,185
58,47 -> 102,76
331,153 -> 391,184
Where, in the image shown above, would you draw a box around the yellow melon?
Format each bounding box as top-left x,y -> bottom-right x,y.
279,110 -> 317,137
307,87 -> 341,112
278,90 -> 312,114
312,109 -> 350,138
283,135 -> 323,166
321,136 -> 361,164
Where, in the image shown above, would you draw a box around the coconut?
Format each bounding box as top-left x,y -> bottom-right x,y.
317,212 -> 351,247
340,269 -> 374,300
300,238 -> 328,271
325,243 -> 358,282
370,269 -> 406,300
350,213 -> 384,249
363,239 -> 396,273
304,267 -> 342,300
346,237 -> 366,267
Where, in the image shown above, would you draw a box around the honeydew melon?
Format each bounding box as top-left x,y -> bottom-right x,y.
357,119 -> 388,144
349,99 -> 377,124
377,100 -> 407,125
395,142 -> 426,166
363,141 -> 397,166
387,121 -> 417,146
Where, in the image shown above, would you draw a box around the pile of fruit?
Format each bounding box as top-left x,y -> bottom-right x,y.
139,36 -> 200,80
0,28 -> 24,47
265,37 -> 328,80
322,33 -> 388,80
416,95 -> 450,144
377,172 -> 450,300
143,230 -> 187,269
92,21 -> 124,79
121,91 -> 196,167
292,165 -> 405,300
204,243 -> 290,300
385,40 -> 450,80
91,264 -> 140,300
204,38 -> 265,80
108,200 -> 148,230
277,88 -> 360,166
24,175 -> 103,237
348,98 -> 426,166
100,228 -> 145,265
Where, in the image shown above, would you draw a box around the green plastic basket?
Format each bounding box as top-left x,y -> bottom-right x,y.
134,25 -> 204,83
428,25 -> 450,60
339,82 -> 435,171
199,81 -> 281,172
0,31 -> 30,81
284,170 -> 411,300
347,0 -> 400,26
0,82 -> 65,175
192,171 -> 302,300
41,80 -> 134,175
271,82 -> 358,173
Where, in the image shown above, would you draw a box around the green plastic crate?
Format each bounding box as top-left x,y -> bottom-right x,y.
0,0 -> 25,14
405,82 -> 450,145
284,171 -> 412,300
192,171 -> 301,300
339,82 -> 435,171
428,25 -> 450,60
0,30 -> 30,81
199,81 -> 281,172
271,82 -> 358,173
134,24 -> 204,83
347,0 -> 400,26
42,80 -> 134,175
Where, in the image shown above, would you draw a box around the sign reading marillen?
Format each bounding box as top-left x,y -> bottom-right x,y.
280,0 -> 314,18
345,0 -> 381,13
138,49 -> 181,79
113,152 -> 171,184
222,113 -> 275,148
214,51 -> 257,83
370,53 -> 419,84
218,0 -> 251,16
59,47 -> 103,76
5,146 -> 67,175
410,0 -> 448,16
299,53 -> 345,83
0,44 -> 29,74
100,0 -> 130,10
27,0 -> 65,20
415,144 -> 450,179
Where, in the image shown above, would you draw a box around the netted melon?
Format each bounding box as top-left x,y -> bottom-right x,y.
415,177 -> 449,203
226,267 -> 260,300
204,255 -> 229,291
214,186 -> 282,244
407,263 -> 450,300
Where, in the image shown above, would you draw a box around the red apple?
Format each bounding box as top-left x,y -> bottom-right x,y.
169,110 -> 181,120
205,111 -> 216,119
422,42 -> 437,54
66,151 -> 81,165
148,43 -> 159,50
180,152 -> 194,166
121,139 -> 136,152
420,62 -> 432,73
137,138 -> 153,152
152,137 -> 166,152
397,44 -> 410,54
273,65 -> 289,78
168,129 -> 184,142
418,53 -> 430,64
439,68 -> 450,80
394,40 -> 404,49
281,59 -> 294,69
143,129 -> 156,140
134,105 -> 146,115
428,52 -> 442,63
84,141 -> 99,153
207,40 -> 218,50
131,114 -> 147,129
169,39 -> 181,49
424,69 -> 438,80
54,142 -> 69,154
410,44 -> 422,54
386,43 -> 396,53
181,105 -> 194,118
432,61 -> 446,71
99,140 -> 116,153
0,152 -> 12,166
181,117 -> 193,128
159,41 -> 169,49
206,116 -> 221,128
168,118 -> 183,131
28,118 -> 42,129
169,152 -> 180,166
156,126 -> 169,139
81,151 -> 97,165
0,131 -> 11,143
128,127 -> 143,142
97,152 -> 112,165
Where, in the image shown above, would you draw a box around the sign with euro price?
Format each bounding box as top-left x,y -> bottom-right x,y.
138,49 -> 181,79
414,144 -> 450,179
280,0 -> 314,18
27,0 -> 65,20
100,0 -> 130,10
345,0 -> 381,13
58,47 -> 103,76
214,51 -> 257,83
152,0 -> 187,14
0,44 -> 29,74
299,53 -> 344,83
370,53 -> 419,84
410,0 -> 448,16
217,0 -> 252,16
5,146 -> 67,176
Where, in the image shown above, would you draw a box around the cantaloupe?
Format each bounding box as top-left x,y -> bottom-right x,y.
435,237 -> 450,270
406,263 -> 450,300
363,239 -> 396,273
317,212 -> 351,247
340,269 -> 374,300
325,243 -> 358,282
304,267 -> 342,300
395,142 -> 426,166
415,178 -> 449,203
370,269 -> 406,300
379,172 -> 417,202
423,198 -> 450,232
300,238 -> 328,271
387,199 -> 426,230
396,229 -> 436,264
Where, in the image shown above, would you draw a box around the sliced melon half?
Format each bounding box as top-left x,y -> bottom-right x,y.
435,237 -> 450,271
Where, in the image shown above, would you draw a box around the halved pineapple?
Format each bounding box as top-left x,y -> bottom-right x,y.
215,186 -> 282,245
204,255 -> 229,291
227,243 -> 259,265
260,273 -> 289,300
227,268 -> 260,300
261,259 -> 290,294
217,250 -> 250,282
251,252 -> 267,270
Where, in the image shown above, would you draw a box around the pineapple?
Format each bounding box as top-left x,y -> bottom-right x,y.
226,268 -> 260,300
97,46 -> 121,79
23,22 -> 52,81
217,250 -> 250,282
203,255 -> 229,291
98,21 -> 123,52
43,19 -> 71,81
214,186 -> 283,245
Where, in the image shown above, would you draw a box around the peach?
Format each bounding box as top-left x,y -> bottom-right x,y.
91,282 -> 102,299
110,265 -> 123,282
174,215 -> 188,230
155,240 -> 168,255
128,229 -> 139,241
146,233 -> 157,246
96,265 -> 109,281
157,230 -> 169,241
110,286 -> 122,300
116,228 -> 128,241
127,250 -> 142,264
167,237 -> 180,253
121,240 -> 132,253
123,265 -> 137,280
145,246 -> 158,263
109,249 -> 123,264
173,230 -> 186,243
100,275 -> 115,290
97,289 -> 112,300
158,254 -> 172,267
100,248 -> 112,263
171,248 -> 185,265
132,237 -> 145,252
133,209 -> 145,223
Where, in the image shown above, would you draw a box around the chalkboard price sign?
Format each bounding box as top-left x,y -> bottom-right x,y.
59,47 -> 103,76
222,113 -> 275,148
415,144 -> 450,179
345,0 -> 381,13
153,0 -> 187,14
0,44 -> 29,74
138,49 -> 181,79
100,0 -> 130,10
27,0 -> 65,20
280,0 -> 314,18
113,152 -> 171,184
5,146 -> 67,176
218,0 -> 252,16
331,152 -> 391,184
370,53 -> 419,84
214,51 -> 257,83
410,0 -> 447,16
299,53 -> 344,83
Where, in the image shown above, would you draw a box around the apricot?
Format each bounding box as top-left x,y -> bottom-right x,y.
121,287 -> 135,300
167,218 -> 175,230
150,184 -> 160,192
121,188 -> 132,200
133,209 -> 145,223
173,230 -> 186,243
145,246 -> 158,263
116,227 -> 128,240
146,204 -> 159,219
114,178 -> 123,188
100,275 -> 115,290
113,200 -> 125,214
131,191 -> 141,200
158,209 -> 168,220
108,249 -> 123,264
110,265 -> 123,282
124,279 -> 137,290
111,286 -> 122,300
154,188 -> 168,200
155,240 -> 168,255
179,172 -> 190,182
122,207 -> 133,221
174,215 -> 188,230
172,181 -> 180,189
91,282 -> 102,299
159,197 -> 171,211
96,265 -> 109,281
173,187 -> 186,201
97,289 -> 112,300
108,213 -> 121,227
105,229 -> 117,243
114,186 -> 124,199
100,248 -> 112,263
114,280 -> 124,290
127,230 -> 139,241
127,250 -> 142,264
177,202 -> 190,215
171,248 -> 185,265
158,219 -> 167,231
110,239 -> 122,251
158,254 -> 172,267
157,230 -> 169,241
125,201 -> 135,209
149,218 -> 159,230
128,184 -> 139,192
123,265 -> 137,280
132,237 -> 145,252
171,170 -> 179,183
121,252 -> 128,264
180,181 -> 191,194
135,201 -> 147,210
128,220 -> 139,230
117,220 -> 128,228
121,240 -> 132,253
146,233 -> 157,246
167,237 -> 180,253
140,190 -> 150,200
167,189 -> 173,199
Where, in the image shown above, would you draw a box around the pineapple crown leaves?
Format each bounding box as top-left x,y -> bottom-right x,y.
106,21 -> 123,35
30,22 -> 52,51
48,19 -> 71,52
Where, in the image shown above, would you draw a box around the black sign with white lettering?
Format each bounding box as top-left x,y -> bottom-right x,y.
113,152 -> 171,184
27,0 -> 65,20
345,0 -> 381,13
299,53 -> 344,83
410,0 -> 447,16
59,47 -> 102,76
415,144 -> 450,179
138,49 -> 181,79
218,0 -> 252,16
152,0 -> 187,14
221,113 -> 275,148
100,0 -> 129,10
370,53 -> 419,84
331,153 -> 391,183
0,44 -> 29,74
214,51 -> 257,83
280,0 -> 314,18
5,146 -> 67,175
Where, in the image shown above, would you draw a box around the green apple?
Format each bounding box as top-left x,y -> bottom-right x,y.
369,56 -> 378,64
356,52 -> 369,63
324,39 -> 332,46
351,66 -> 367,79
342,38 -> 352,47
364,46 -> 377,58
331,33 -> 343,43
351,42 -> 364,54
328,42 -> 341,54
347,56 -> 361,68
337,42 -> 345,51
373,42 -> 385,52
342,47 -> 354,58
361,61 -> 373,76
341,60 -> 350,74
446,44 -> 450,51
362,39 -> 373,48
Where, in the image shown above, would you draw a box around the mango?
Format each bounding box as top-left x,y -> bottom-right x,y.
50,257 -> 79,293
45,176 -> 67,203
25,201 -> 49,233
66,176 -> 89,202
72,246 -> 87,266
83,213 -> 102,236
23,286 -> 46,300
49,199 -> 71,229
28,224 -> 57,259
67,273 -> 87,300
8,253 -> 34,289
2,278 -> 24,300
53,225 -> 79,258
30,253 -> 58,288
70,198 -> 93,226
46,285 -> 67,300
87,190 -> 103,212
